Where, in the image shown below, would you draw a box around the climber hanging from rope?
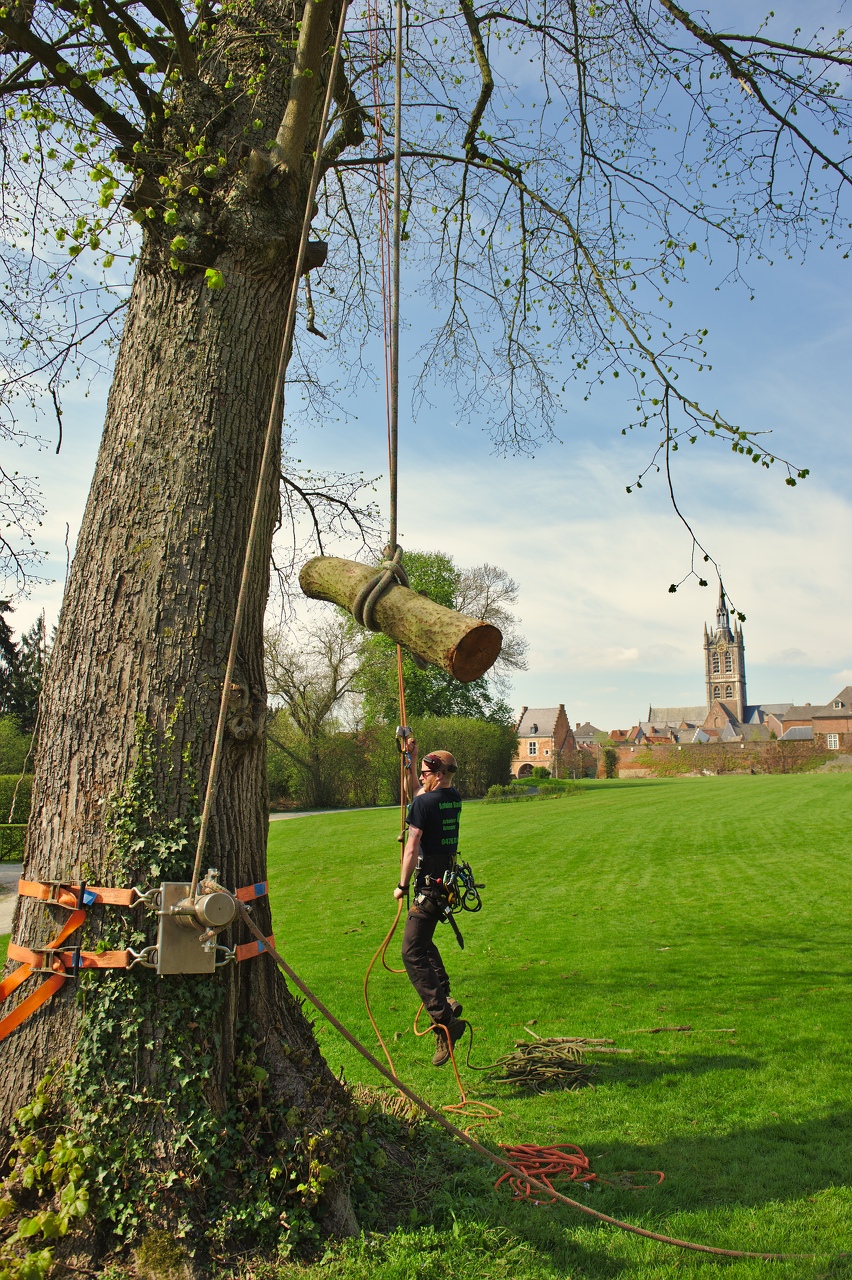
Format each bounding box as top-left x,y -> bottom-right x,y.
394,748 -> 467,1067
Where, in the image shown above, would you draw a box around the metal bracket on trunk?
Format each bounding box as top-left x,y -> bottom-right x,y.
155,880 -> 236,975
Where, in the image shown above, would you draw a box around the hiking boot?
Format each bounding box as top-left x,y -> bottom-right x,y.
431,1018 -> 466,1068
447,997 -> 463,1019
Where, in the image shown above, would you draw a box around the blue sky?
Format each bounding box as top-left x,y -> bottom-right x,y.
8,2 -> 852,731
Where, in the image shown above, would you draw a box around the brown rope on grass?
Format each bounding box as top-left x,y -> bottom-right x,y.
484,1039 -> 596,1093
232,899 -> 815,1262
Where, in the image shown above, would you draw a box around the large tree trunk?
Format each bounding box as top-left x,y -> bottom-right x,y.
1,244 -> 355,1244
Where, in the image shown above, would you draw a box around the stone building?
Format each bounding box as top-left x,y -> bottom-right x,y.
511,705 -> 576,778
704,586 -> 747,721
647,585 -> 792,742
643,585 -> 850,752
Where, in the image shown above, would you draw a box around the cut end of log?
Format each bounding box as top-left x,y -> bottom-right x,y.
449,622 -> 502,683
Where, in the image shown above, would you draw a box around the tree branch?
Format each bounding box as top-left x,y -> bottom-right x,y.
320,50 -> 369,172
273,0 -> 335,177
90,0 -> 157,114
0,13 -> 143,154
659,0 -> 852,192
136,0 -> 197,79
459,0 -> 493,157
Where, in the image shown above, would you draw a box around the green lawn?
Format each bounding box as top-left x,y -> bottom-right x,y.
266,774 -> 852,1280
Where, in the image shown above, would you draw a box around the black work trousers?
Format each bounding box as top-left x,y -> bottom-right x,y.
401,893 -> 452,1026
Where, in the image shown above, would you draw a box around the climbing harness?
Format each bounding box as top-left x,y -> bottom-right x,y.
408,852 -> 485,953
443,858 -> 484,916
0,876 -> 273,1042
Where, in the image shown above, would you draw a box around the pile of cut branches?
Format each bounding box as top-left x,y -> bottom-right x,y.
485,1035 -> 630,1094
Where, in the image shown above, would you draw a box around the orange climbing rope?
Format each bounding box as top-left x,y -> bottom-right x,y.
496,1144 -> 664,1204
412,1001 -> 501,1122
362,896 -> 406,1078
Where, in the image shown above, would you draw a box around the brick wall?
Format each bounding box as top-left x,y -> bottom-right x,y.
614,739 -> 834,776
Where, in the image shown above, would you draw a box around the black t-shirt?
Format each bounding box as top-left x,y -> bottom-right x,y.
408,786 -> 462,886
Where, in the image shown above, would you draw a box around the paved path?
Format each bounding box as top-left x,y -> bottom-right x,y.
0,862 -> 22,934
269,805 -> 394,822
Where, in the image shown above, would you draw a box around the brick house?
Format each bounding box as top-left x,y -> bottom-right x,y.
781,687 -> 852,750
512,705 -> 576,778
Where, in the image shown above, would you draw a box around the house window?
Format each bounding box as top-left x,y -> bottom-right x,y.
529,723 -> 538,733
834,701 -> 843,710
713,686 -> 721,699
725,653 -> 733,673
528,741 -> 537,756
544,749 -> 550,756
725,685 -> 733,699
712,654 -> 720,674
827,733 -> 840,750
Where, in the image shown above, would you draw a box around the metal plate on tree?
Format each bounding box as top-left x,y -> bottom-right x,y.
156,882 -> 216,974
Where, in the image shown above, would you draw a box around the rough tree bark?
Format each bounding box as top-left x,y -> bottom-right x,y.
1,0 -> 359,1253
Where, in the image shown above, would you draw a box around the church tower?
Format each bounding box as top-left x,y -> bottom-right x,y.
704,584 -> 747,721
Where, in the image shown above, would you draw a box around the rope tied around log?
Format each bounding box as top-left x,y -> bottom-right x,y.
352,544 -> 409,630
351,544 -> 429,669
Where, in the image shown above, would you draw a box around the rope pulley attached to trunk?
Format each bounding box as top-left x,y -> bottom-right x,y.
0,873 -> 274,1042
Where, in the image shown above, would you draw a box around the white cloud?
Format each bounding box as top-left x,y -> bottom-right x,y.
768,647 -> 810,665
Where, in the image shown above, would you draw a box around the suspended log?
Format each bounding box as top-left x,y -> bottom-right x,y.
299,556 -> 502,683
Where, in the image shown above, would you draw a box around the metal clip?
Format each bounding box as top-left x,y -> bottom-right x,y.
128,945 -> 158,969
215,945 -> 236,967
130,886 -> 161,910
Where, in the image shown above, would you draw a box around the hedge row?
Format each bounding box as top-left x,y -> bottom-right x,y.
268,717 -> 517,810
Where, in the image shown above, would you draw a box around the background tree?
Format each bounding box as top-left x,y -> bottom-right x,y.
264,613 -> 363,808
0,0 -> 850,1266
355,551 -> 526,723
0,604 -> 48,731
0,716 -> 32,779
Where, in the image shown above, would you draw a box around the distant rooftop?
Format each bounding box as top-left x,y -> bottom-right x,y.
648,706 -> 707,723
516,706 -> 563,737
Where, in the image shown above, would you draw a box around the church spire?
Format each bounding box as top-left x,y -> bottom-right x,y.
716,581 -> 730,631
705,579 -> 747,721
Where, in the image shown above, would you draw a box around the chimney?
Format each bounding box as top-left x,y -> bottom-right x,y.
575,722 -> 580,730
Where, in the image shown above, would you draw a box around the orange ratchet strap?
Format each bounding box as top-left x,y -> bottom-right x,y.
0,907 -> 86,1043
17,879 -> 141,909
0,878 -> 273,1043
